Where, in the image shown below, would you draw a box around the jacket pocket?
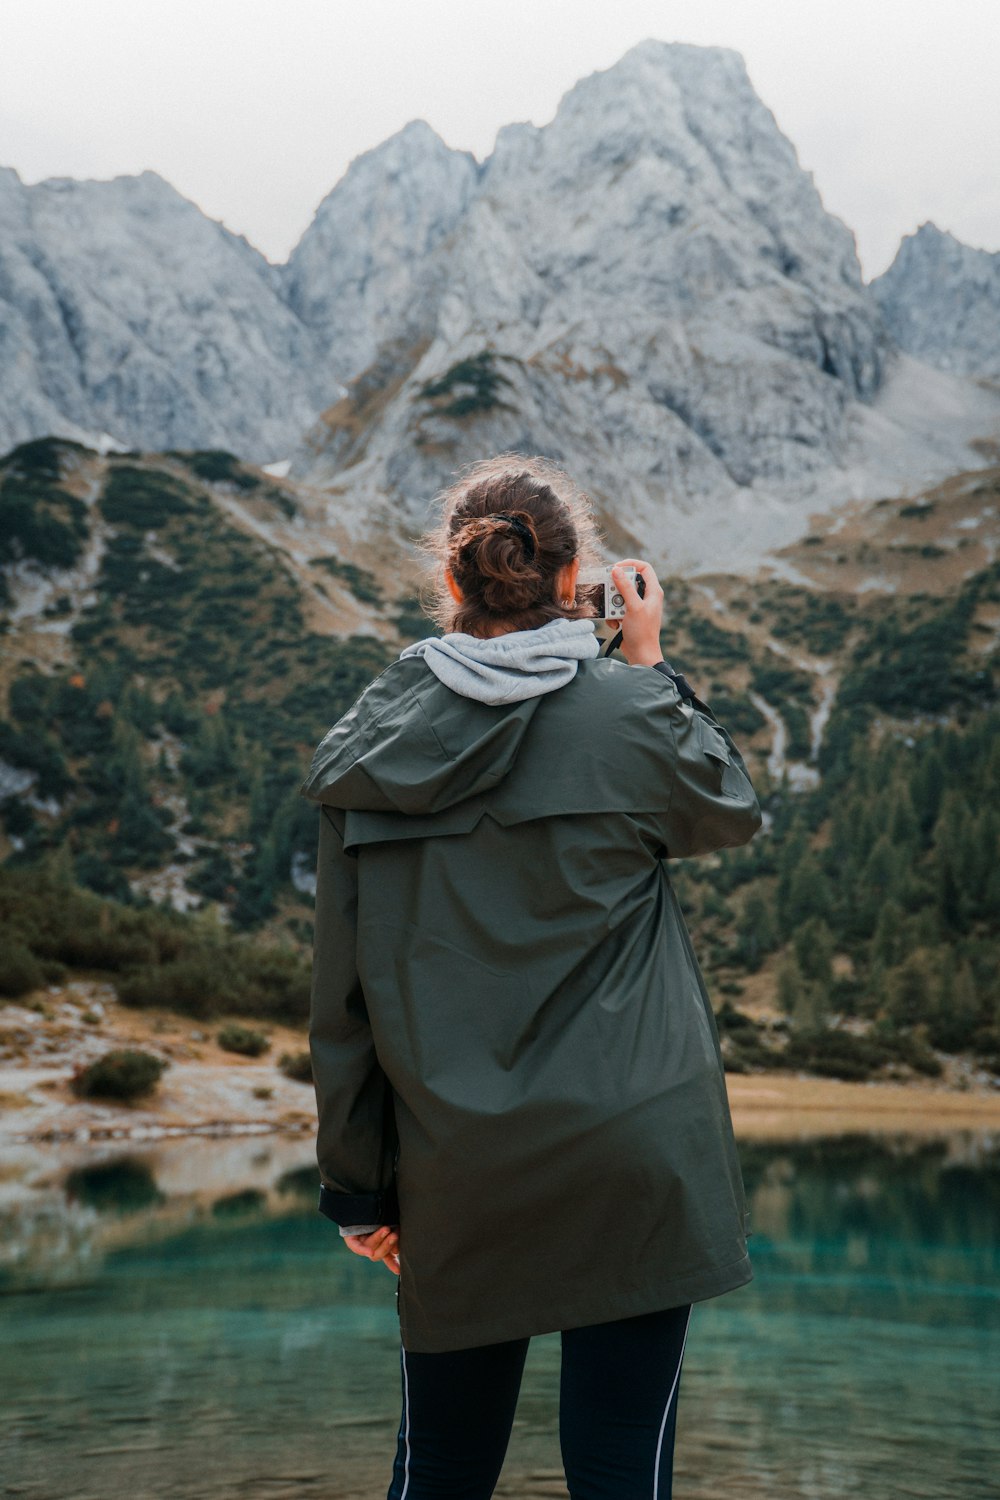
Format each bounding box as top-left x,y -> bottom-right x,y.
700,724 -> 732,768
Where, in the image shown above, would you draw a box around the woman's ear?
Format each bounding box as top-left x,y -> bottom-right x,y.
556,556 -> 581,606
444,566 -> 463,605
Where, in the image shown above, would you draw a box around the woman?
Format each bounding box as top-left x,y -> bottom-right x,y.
301,453 -> 762,1499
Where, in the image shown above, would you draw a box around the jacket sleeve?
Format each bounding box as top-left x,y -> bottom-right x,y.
309,804 -> 400,1230
649,661 -> 763,860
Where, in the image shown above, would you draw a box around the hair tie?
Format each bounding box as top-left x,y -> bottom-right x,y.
486,511 -> 536,560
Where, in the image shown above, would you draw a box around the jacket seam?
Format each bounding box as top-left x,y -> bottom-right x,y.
409,684 -> 451,760
652,672 -> 683,847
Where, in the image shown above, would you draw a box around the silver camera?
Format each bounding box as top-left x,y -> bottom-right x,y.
577,564 -> 643,620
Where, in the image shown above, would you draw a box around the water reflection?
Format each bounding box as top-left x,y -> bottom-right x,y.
0,1133 -> 996,1499
64,1157 -> 165,1216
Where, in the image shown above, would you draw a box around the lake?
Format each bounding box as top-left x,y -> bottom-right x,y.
1,1130 -> 997,1499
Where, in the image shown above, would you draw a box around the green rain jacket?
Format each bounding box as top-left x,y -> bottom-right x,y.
300,648 -> 763,1353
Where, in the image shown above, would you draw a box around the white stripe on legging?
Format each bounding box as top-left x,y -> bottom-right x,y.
399,1347 -> 412,1499
652,1306 -> 692,1500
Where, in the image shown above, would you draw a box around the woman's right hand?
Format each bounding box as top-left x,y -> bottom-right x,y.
343,1225 -> 400,1275
611,559 -> 665,667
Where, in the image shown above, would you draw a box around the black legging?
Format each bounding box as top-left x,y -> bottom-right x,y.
386,1303 -> 693,1499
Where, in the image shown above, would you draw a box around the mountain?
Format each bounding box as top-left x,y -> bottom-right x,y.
4,40 -> 1000,567
2,39 -> 1000,579
288,41 -> 1000,573
0,437 -> 406,924
870,222 -> 1000,381
2,434 -> 997,1085
0,166 -> 332,461
282,119 -> 480,388
3,41 -> 999,1087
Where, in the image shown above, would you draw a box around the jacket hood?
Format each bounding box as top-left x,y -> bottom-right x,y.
301,664 -> 535,817
300,639 -> 761,862
301,620 -> 602,820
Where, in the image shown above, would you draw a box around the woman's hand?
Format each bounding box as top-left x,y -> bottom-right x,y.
611,559 -> 665,667
343,1225 -> 401,1275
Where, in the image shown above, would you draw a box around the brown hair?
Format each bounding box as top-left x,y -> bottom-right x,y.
415,453 -> 605,637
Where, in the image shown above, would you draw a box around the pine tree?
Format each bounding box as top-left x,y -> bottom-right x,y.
776,952 -> 802,1017
794,917 -> 834,988
736,889 -> 777,971
929,960 -> 980,1051
885,951 -> 935,1029
856,834 -> 907,938
931,790 -> 974,933
777,951 -> 829,1032
917,750 -> 947,846
888,782 -> 919,850
871,898 -> 904,968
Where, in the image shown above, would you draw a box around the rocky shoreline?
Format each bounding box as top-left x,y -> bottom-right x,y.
0,982 -> 316,1150
3,982 -> 999,1154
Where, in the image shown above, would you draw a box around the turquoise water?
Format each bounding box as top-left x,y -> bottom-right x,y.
1,1134 -> 997,1499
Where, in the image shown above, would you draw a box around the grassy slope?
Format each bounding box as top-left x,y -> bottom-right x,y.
1,436 -> 998,1081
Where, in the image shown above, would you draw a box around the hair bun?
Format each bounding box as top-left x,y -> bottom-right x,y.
486,511 -> 537,560
455,516 -> 542,613
419,454 -> 602,637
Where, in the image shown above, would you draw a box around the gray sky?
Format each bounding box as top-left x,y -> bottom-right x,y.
2,0 -> 998,281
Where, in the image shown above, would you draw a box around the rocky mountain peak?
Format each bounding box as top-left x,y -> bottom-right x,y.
291,38 -> 911,569
0,163 -> 331,459
3,38 -> 999,551
871,222 -> 1000,379
487,36 -> 865,310
281,118 -> 479,383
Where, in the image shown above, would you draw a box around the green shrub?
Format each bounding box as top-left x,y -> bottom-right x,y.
0,864 -> 310,1022
417,350 -> 517,418
0,476 -> 88,571
100,466 -> 194,528
750,659 -> 813,703
687,618 -> 746,662
838,589 -> 990,716
309,555 -> 383,604
722,1033 -> 780,1072
0,942 -> 44,998
278,1050 -> 313,1083
117,946 -> 309,1022
217,1024 -> 270,1057
187,849 -> 236,902
780,1025 -> 943,1082
0,718 -> 74,800
783,701 -> 812,760
702,692 -> 766,737
1,437 -> 86,480
167,449 -> 262,491
71,1049 -> 167,1101
73,853 -> 134,903
781,1028 -> 883,1081
714,1002 -> 759,1035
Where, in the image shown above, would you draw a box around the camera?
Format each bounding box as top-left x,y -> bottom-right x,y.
577,564 -> 645,620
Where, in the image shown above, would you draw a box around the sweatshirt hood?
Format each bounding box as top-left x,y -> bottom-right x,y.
398,616 -> 600,705
301,619 -> 603,819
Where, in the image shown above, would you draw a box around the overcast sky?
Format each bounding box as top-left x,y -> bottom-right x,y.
2,0 -> 998,282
